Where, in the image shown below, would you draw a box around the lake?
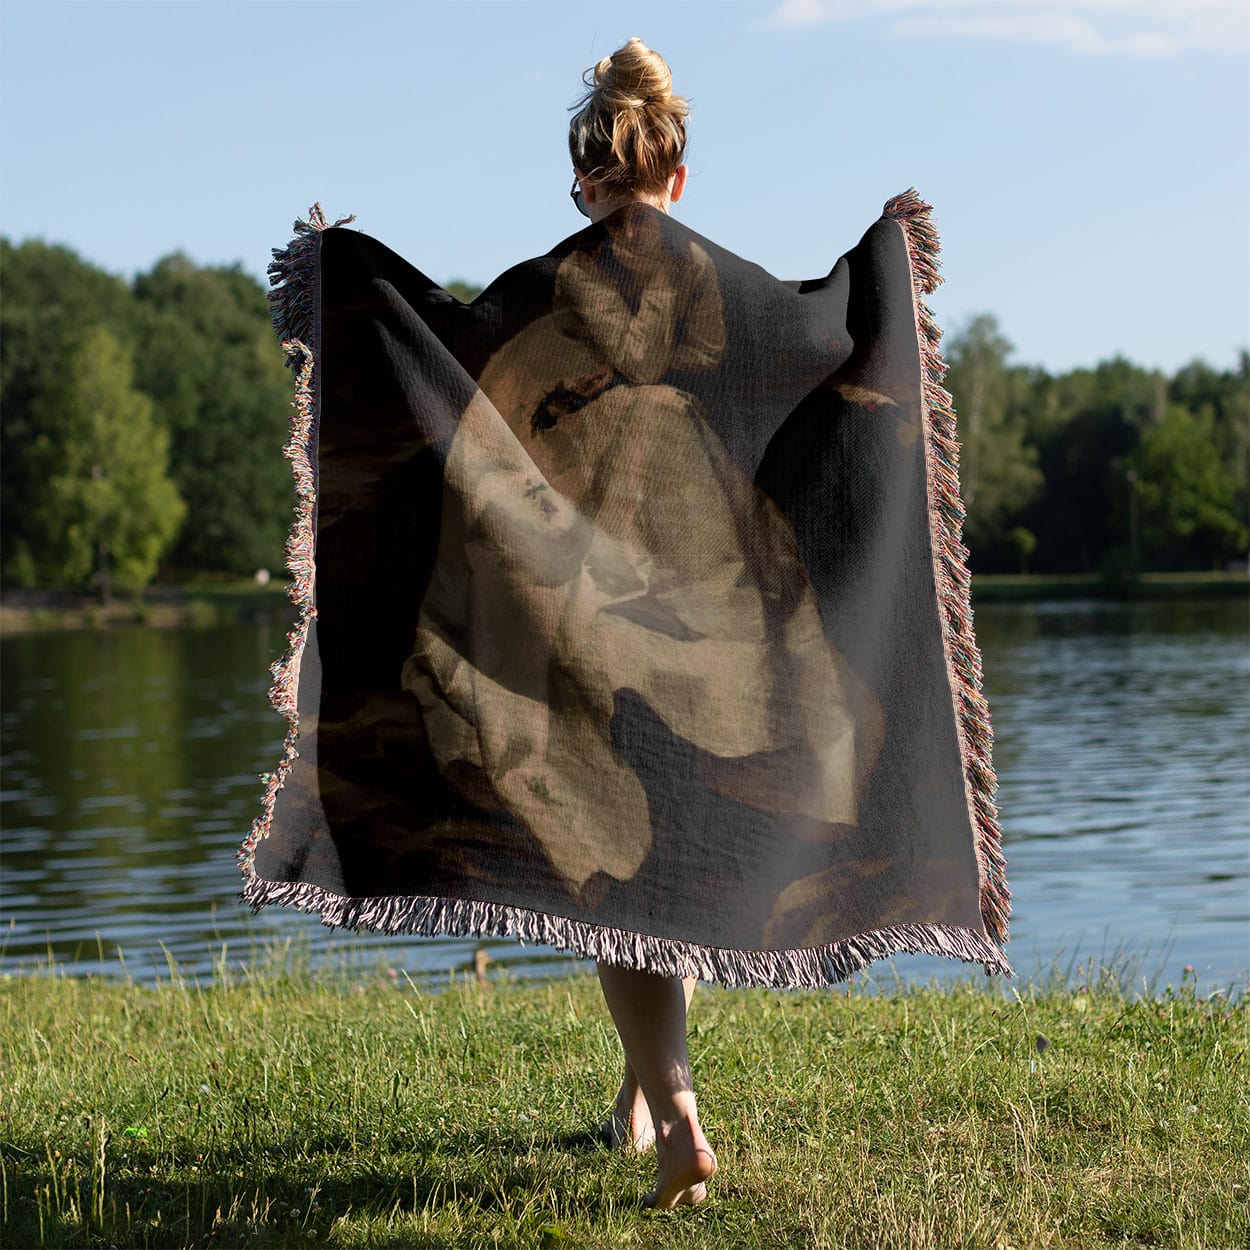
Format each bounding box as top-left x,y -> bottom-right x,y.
2,596 -> 1246,994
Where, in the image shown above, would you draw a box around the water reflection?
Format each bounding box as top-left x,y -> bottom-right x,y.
967,596 -> 1249,992
1,596 -> 1246,991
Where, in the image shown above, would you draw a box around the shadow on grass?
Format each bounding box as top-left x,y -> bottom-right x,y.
4,1127 -> 638,1250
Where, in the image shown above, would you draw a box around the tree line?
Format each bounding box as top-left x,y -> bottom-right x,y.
1,238 -> 1245,596
2,240 -> 294,596
944,315 -> 1247,576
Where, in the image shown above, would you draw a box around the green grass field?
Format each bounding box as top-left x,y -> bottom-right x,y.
1,955 -> 1246,1249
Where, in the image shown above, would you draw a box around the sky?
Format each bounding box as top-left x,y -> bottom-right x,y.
1,0 -> 1247,375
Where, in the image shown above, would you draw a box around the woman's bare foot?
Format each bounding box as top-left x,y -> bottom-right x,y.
644,1114 -> 717,1209
601,1076 -> 655,1151
594,966 -> 711,1206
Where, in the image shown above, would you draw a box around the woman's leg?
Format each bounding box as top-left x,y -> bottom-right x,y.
602,976 -> 696,1151
595,963 -> 717,1208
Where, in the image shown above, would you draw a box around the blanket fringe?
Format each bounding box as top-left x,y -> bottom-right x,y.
883,188 -> 1011,948
238,203 -> 348,877
240,872 -> 1013,988
266,203 -> 355,363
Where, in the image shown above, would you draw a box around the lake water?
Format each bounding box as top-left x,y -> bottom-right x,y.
2,596 -> 1247,994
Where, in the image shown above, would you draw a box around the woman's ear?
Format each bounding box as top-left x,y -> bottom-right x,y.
669,164 -> 688,203
575,168 -> 598,205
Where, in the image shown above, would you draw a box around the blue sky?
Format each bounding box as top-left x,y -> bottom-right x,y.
2,0 -> 1246,374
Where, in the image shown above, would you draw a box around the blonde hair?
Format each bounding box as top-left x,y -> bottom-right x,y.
568,37 -> 689,197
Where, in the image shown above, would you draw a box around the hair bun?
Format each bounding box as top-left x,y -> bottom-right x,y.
594,36 -> 673,109
568,38 -> 689,195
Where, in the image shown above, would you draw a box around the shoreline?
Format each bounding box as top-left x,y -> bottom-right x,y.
2,570 -> 1246,635
0,582 -> 294,635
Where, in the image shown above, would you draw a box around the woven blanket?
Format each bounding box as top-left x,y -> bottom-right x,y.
238,192 -> 1012,987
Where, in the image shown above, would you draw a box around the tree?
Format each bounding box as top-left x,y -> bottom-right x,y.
2,243 -> 295,581
1128,405 -> 1247,570
942,315 -> 1043,563
23,327 -> 185,596
445,279 -> 483,303
1169,354 -> 1250,540
1019,357 -> 1162,573
1,239 -> 139,580
131,256 -> 293,573
1006,526 -> 1037,574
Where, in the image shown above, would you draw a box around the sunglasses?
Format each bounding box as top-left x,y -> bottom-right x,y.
570,176 -> 589,218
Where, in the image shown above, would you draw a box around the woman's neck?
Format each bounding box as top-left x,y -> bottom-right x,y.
588,192 -> 669,224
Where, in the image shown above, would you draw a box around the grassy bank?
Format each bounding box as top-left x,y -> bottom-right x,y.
0,582 -> 293,634
1,570 -> 1244,634
2,963 -> 1245,1249
969,570 -> 1248,602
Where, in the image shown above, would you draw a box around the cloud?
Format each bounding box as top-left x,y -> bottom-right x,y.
765,0 -> 1250,57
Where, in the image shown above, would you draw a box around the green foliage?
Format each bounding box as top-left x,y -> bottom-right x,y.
131,255 -> 293,574
943,315 -> 1044,553
1169,352 -> 1250,536
445,278 -> 484,303
1,240 -> 291,585
0,240 -> 139,581
1005,526 -> 1037,573
1,237 -> 1245,587
1130,405 -> 1247,568
19,327 -> 184,595
942,316 -> 1249,574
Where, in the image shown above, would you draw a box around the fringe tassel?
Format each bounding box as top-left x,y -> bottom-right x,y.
266,203 -> 355,365
883,188 -> 1012,949
235,341 -> 316,876
240,871 -> 1014,988
238,204 -> 348,879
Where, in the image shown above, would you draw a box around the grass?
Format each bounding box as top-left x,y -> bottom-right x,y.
1,956 -> 1246,1250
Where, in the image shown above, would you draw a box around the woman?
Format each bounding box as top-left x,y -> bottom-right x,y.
242,35 -> 1011,1216
565,42 -> 722,1206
